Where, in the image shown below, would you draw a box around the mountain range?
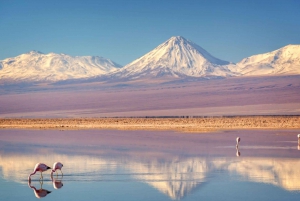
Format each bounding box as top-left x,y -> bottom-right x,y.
1,36 -> 299,84
0,51 -> 121,83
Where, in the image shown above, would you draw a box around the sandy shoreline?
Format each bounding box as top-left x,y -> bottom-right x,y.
0,116 -> 299,132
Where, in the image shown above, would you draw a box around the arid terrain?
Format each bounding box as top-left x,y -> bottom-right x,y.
1,116 -> 299,132
0,75 -> 299,118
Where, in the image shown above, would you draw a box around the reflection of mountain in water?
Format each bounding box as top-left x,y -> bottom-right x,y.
128,159 -> 208,200
0,153 -> 118,183
0,154 -> 300,200
224,158 -> 300,191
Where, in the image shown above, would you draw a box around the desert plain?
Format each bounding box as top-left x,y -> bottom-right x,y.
0,75 -> 299,131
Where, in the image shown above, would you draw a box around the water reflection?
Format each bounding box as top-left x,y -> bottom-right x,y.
28,180 -> 51,198
236,147 -> 241,157
128,158 -> 208,200
51,176 -> 64,190
1,153 -> 300,200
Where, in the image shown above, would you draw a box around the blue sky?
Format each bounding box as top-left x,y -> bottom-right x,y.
1,0 -> 299,65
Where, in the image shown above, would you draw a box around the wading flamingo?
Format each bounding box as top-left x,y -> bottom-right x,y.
51,162 -> 63,177
236,137 -> 241,148
28,179 -> 51,198
28,163 -> 51,181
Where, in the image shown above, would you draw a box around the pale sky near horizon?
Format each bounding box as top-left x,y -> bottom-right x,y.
1,0 -> 299,65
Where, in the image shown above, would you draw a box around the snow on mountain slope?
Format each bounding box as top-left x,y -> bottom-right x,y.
230,45 -> 300,76
109,36 -> 232,79
0,51 -> 122,83
1,39 -> 299,85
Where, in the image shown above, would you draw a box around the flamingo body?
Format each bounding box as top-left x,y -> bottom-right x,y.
28,163 -> 51,180
236,137 -> 241,148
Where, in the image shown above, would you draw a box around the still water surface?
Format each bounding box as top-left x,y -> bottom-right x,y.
0,129 -> 299,200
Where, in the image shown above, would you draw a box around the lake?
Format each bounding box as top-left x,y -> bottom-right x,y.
0,129 -> 299,200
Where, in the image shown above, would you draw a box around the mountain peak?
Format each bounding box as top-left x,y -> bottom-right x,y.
168,36 -> 187,41
26,50 -> 44,55
111,36 -> 231,79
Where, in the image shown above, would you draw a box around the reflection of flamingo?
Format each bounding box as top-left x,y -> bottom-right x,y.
236,137 -> 241,148
51,175 -> 64,189
236,146 -> 241,157
51,162 -> 63,176
28,163 -> 51,181
28,179 -> 51,198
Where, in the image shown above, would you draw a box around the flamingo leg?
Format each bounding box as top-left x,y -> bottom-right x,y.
39,172 -> 44,180
60,170 -> 63,176
39,179 -> 43,186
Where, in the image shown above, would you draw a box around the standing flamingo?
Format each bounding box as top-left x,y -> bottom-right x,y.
28,163 -> 51,181
51,162 -> 63,177
236,137 -> 241,148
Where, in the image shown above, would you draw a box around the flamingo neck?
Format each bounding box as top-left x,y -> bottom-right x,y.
30,170 -> 37,176
29,184 -> 37,190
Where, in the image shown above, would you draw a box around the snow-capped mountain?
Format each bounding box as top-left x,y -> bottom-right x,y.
0,51 -> 122,83
230,45 -> 300,76
109,36 -> 232,80
1,38 -> 299,85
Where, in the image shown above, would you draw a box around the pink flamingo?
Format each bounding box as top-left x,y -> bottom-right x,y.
51,162 -> 63,177
28,163 -> 51,181
236,137 -> 241,148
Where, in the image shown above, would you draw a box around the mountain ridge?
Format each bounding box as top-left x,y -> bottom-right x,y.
230,44 -> 300,76
1,36 -> 299,84
0,51 -> 122,83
